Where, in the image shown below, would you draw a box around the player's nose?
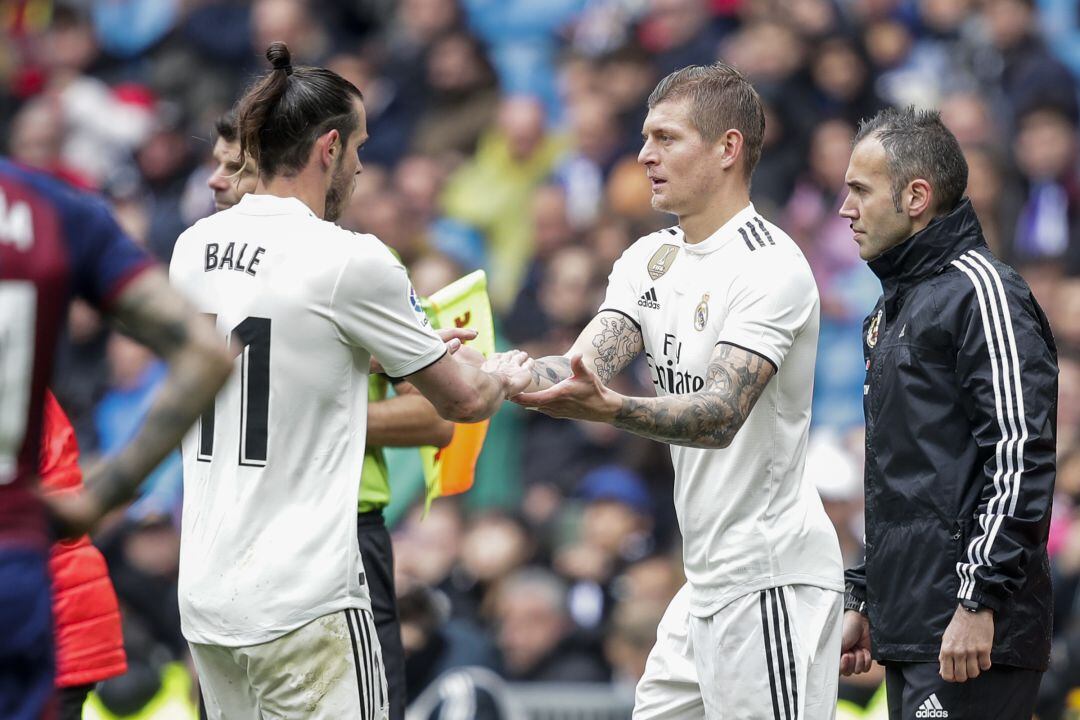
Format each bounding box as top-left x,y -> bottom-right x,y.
638,139 -> 657,166
207,169 -> 228,191
838,192 -> 857,219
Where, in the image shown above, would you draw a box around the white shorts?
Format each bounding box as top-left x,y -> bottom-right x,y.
191,608 -> 388,720
634,583 -> 842,720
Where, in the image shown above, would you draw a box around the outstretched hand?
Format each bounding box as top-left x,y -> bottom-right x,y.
512,354 -> 620,422
482,350 -> 535,398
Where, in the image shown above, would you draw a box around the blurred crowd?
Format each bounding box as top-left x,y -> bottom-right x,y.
4,0 -> 1080,716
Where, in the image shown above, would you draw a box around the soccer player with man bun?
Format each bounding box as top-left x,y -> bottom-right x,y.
170,42 -> 531,719
203,106 -> 458,720
507,62 -> 845,719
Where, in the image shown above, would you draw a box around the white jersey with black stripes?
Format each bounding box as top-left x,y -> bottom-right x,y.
599,203 -> 844,617
169,193 -> 445,647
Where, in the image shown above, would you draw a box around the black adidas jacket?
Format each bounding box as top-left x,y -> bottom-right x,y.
844,200 -> 1058,670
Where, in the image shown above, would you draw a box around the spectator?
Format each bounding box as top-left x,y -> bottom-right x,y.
961,143 -> 1008,255
493,567 -> 609,683
1003,103 -> 1080,267
399,583 -> 505,715
504,184 -> 578,346
782,118 -> 880,431
940,91 -> 999,146
411,30 -> 500,160
604,599 -> 666,695
638,0 -> 728,76
555,96 -> 628,227
441,96 -> 569,309
556,465 -> 655,632
976,0 -> 1078,126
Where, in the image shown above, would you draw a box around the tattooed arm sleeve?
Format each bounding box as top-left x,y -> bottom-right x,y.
85,269 -> 233,510
524,311 -> 644,391
611,343 -> 775,449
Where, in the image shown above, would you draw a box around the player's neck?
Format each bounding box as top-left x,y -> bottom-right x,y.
257,171 -> 327,219
678,187 -> 751,245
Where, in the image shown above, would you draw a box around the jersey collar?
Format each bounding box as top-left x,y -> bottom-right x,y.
234,193 -> 318,218
679,203 -> 758,255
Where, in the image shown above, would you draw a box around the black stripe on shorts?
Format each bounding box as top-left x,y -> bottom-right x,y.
345,609 -> 367,720
760,591 -> 783,720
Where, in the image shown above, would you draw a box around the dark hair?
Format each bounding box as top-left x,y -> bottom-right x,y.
854,106 -> 968,215
647,62 -> 766,178
214,109 -> 238,143
236,42 -> 364,179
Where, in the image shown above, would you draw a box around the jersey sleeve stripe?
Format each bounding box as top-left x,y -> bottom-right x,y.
597,307 -> 642,330
384,347 -> 447,382
714,340 -> 779,373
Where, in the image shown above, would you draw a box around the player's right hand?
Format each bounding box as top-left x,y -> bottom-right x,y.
839,609 -> 873,676
483,350 -> 534,397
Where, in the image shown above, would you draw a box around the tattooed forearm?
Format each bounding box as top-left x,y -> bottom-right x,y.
111,272 -> 194,358
521,311 -> 642,393
87,271 -> 232,510
86,355 -> 218,508
612,344 -> 774,448
592,315 -> 644,384
527,355 -> 573,391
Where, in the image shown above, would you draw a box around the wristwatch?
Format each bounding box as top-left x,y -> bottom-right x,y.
959,598 -> 983,613
844,595 -> 867,615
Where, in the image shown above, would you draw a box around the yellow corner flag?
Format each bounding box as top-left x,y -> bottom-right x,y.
419,270 -> 495,510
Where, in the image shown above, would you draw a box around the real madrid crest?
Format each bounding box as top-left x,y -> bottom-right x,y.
866,309 -> 883,348
694,293 -> 710,331
647,244 -> 679,281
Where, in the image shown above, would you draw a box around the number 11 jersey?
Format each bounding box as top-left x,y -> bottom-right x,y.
169,194 -> 445,647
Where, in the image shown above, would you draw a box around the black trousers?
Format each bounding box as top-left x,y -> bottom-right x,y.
57,684 -> 93,720
885,661 -> 1042,720
358,510 -> 406,720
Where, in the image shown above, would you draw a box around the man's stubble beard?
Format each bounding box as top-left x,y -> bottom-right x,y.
323,155 -> 353,222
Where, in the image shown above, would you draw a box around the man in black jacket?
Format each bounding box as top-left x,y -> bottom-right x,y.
837,106 -> 1058,719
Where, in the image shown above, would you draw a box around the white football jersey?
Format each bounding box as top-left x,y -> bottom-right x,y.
601,204 -> 843,617
169,194 -> 445,646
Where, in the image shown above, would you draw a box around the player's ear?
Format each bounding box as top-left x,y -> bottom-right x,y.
716,128 -> 743,171
317,129 -> 341,168
905,178 -> 933,219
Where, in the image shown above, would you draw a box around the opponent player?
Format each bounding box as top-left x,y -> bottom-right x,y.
0,158 -> 232,719
511,63 -> 845,718
169,43 -> 530,719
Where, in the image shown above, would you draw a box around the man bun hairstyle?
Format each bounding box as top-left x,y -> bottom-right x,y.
647,62 -> 766,179
854,106 -> 968,215
235,41 -> 364,179
267,41 -> 293,75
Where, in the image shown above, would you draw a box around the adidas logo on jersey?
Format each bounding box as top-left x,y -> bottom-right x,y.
638,288 -> 661,310
915,694 -> 948,718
